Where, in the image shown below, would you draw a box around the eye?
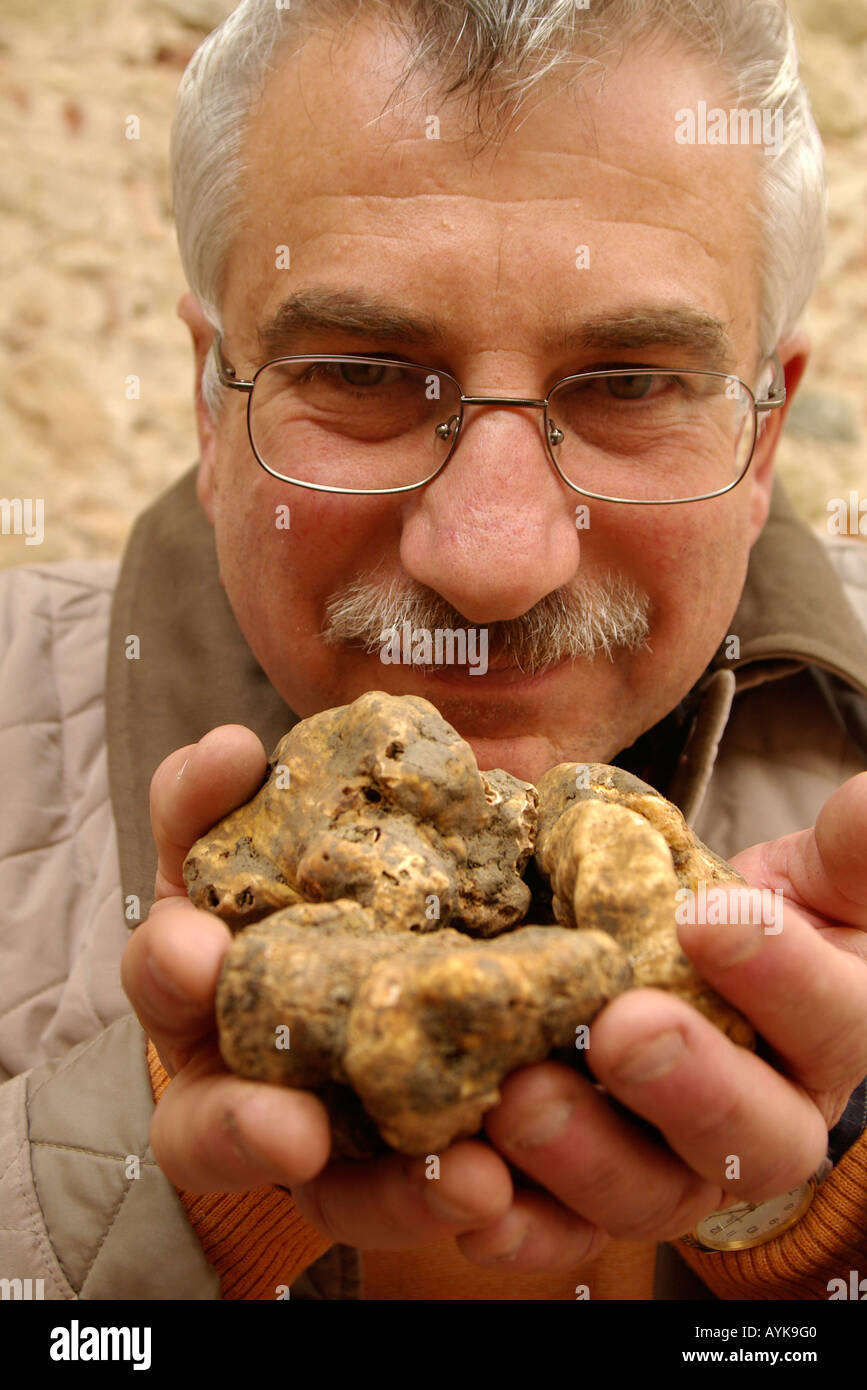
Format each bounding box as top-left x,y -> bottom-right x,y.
603,372 -> 660,400
335,361 -> 405,388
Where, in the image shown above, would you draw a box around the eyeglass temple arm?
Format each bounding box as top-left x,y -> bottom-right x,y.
213,334 -> 254,393
755,351 -> 786,412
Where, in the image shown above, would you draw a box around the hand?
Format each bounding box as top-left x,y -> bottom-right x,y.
121,728 -> 513,1246
450,771 -> 867,1271
124,742 -> 867,1274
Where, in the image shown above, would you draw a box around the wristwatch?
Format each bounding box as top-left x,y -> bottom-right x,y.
680,1157 -> 833,1252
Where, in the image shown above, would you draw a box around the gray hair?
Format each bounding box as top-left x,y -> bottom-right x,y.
170,0 -> 826,421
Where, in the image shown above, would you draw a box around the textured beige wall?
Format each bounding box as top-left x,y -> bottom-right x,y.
0,0 -> 864,569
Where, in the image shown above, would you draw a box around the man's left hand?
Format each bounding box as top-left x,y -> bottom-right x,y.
451,769 -> 867,1270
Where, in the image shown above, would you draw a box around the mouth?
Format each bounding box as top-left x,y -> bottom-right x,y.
418,657 -> 569,688
334,632 -> 577,690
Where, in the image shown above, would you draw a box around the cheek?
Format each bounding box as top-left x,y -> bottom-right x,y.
671,512 -> 752,647
213,461 -> 290,600
212,437 -> 401,615
603,495 -> 754,649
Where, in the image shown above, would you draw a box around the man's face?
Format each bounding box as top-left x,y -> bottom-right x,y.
195,16 -> 784,784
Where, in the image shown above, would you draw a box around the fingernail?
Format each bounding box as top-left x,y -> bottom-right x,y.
490,1216 -> 528,1262
707,919 -> 764,967
506,1098 -> 574,1149
613,1029 -> 685,1084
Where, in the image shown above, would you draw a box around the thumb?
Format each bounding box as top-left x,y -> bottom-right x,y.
730,770 -> 867,933
149,725 -> 267,900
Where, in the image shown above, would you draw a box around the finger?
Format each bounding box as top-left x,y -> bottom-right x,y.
676,887 -> 867,1105
149,724 -> 267,899
731,770 -> 867,934
457,1188 -> 609,1273
484,1059 -> 728,1241
121,895 -> 232,1076
291,1141 -> 513,1250
148,1039 -> 331,1191
587,990 -> 829,1200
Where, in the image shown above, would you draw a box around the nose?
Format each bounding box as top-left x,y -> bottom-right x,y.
398,399 -> 582,623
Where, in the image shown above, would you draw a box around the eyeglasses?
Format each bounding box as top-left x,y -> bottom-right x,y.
213,336 -> 786,504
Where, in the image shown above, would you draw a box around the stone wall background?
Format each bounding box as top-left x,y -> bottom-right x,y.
0,0 -> 864,569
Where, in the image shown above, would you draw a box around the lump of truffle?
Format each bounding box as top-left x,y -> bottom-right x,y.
534,764 -> 755,1047
536,762 -> 743,890
184,691 -> 536,937
216,901 -> 633,1155
189,695 -> 756,1158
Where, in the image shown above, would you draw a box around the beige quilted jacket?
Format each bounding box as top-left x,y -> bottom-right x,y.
1,467 -> 865,1300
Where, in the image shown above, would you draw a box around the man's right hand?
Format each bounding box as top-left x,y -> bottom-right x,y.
120,727 -> 520,1254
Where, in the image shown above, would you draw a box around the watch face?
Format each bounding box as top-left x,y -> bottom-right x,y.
694,1181 -> 814,1251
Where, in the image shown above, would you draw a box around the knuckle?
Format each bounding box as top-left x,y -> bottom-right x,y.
801,1026 -> 867,1099
561,1148 -> 633,1212
677,1086 -> 746,1150
614,1178 -> 722,1241
294,1176 -> 341,1242
745,1135 -> 827,1202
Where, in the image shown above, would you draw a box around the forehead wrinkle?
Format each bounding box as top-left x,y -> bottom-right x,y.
246,166 -> 750,367
254,179 -> 736,255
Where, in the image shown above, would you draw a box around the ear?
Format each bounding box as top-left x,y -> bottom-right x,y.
177,291 -> 217,526
746,330 -> 810,543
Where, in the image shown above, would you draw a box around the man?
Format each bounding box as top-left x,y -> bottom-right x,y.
1,0 -> 866,1300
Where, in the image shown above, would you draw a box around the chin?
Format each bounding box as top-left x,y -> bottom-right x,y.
272,642 -> 660,781
463,737 -> 564,785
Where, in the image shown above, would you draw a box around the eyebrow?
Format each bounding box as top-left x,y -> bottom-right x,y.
565,309 -> 736,370
258,290 -> 446,356
257,289 -> 735,370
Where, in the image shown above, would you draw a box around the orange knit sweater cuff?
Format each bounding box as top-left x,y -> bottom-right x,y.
675,1134 -> 867,1299
145,1037 -> 333,1300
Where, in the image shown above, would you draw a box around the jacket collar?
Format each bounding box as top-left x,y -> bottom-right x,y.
106,465 -> 867,919
710,478 -> 867,696
106,467 -> 299,923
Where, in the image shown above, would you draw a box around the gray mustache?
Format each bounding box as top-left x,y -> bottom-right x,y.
321,570 -> 652,675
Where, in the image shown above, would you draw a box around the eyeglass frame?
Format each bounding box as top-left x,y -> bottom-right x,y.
212,334 -> 786,504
